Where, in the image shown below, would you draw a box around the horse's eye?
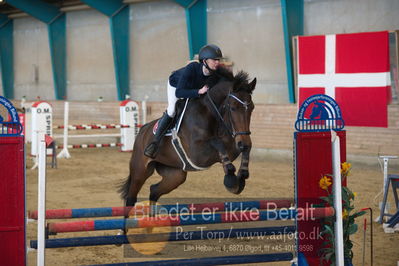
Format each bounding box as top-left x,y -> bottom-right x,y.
230,107 -> 236,112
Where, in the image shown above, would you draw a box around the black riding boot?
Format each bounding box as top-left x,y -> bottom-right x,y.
144,112 -> 173,158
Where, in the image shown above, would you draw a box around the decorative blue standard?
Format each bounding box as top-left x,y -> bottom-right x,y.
295,94 -> 345,132
0,96 -> 23,136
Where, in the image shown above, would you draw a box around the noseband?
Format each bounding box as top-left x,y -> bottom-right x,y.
206,91 -> 252,138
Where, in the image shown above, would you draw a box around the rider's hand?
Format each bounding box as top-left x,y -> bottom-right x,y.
198,85 -> 209,95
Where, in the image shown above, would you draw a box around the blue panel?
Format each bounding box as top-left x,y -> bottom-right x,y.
175,0 -> 207,59
110,6 -> 130,101
48,14 -> 67,100
80,0 -> 124,17
0,16 -> 14,99
6,0 -> 60,24
81,0 -> 129,101
173,0 -> 193,8
281,0 -> 304,103
7,0 -> 66,100
186,0 -> 207,59
0,15 -> 7,26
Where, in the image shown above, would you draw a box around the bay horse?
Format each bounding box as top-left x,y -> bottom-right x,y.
118,67 -> 256,208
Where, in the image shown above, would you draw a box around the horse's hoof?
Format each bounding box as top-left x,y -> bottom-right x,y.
115,230 -> 125,247
238,169 -> 249,180
224,163 -> 236,175
224,174 -> 237,189
235,178 -> 246,194
224,174 -> 245,194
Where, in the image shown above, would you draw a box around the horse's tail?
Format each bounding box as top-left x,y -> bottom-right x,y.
117,174 -> 131,200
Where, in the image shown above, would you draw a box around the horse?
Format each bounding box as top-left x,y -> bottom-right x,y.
118,67 -> 256,209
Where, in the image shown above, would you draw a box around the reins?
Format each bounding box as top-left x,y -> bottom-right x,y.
206,89 -> 251,138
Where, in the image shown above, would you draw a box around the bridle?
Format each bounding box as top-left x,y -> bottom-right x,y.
206,90 -> 252,138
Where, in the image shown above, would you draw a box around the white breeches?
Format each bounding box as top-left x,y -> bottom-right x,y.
166,81 -> 178,117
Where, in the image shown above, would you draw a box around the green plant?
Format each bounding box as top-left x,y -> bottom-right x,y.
319,162 -> 366,265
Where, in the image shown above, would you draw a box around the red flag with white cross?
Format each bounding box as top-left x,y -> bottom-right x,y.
297,31 -> 391,127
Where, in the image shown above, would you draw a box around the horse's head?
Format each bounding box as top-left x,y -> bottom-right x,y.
206,68 -> 256,152
227,71 -> 256,152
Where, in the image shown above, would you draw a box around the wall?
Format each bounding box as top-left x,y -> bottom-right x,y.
208,0 -> 287,104
17,99 -> 399,158
67,9 -> 115,101
2,0 -> 287,103
304,0 -> 399,35
141,100 -> 399,157
13,17 -> 54,100
129,1 -> 188,101
3,0 -> 399,105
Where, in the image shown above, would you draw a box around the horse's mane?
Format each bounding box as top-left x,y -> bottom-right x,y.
206,66 -> 252,94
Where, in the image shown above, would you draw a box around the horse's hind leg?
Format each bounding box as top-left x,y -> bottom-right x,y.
125,161 -> 155,208
150,164 -> 187,203
117,161 -> 155,236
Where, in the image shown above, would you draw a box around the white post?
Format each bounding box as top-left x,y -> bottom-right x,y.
30,132 -> 39,170
31,101 -> 52,156
331,131 -> 344,266
120,100 -> 139,152
37,132 -> 46,266
57,102 -> 71,159
382,157 -> 390,221
25,105 -> 32,143
142,95 -> 148,125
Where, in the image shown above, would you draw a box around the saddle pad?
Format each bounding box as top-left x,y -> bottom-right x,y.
152,99 -> 190,137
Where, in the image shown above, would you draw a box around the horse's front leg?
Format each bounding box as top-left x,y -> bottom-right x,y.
210,138 -> 244,194
237,146 -> 251,181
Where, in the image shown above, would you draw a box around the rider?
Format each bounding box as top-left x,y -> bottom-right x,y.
144,44 -> 223,158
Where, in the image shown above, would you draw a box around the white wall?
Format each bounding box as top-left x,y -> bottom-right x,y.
67,9 -> 116,101
129,1 -> 188,101
304,0 -> 399,35
13,17 -> 54,100
6,0 -> 399,104
208,0 -> 287,103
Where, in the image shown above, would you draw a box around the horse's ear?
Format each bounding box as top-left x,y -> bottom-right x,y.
248,78 -> 257,93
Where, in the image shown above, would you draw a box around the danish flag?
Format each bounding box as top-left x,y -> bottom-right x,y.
297,31 -> 391,127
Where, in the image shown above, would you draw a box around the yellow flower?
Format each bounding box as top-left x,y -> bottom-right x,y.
319,176 -> 332,190
341,162 -> 351,175
353,192 -> 357,198
342,209 -> 349,219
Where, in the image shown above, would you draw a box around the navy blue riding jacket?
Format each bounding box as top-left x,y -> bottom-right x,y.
169,62 -> 208,98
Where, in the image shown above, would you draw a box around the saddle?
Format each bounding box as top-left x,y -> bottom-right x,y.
152,99 -> 188,136
152,98 -> 208,172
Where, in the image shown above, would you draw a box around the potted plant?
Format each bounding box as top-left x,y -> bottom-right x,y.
319,162 -> 366,265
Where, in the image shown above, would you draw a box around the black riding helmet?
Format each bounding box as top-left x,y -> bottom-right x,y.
198,44 -> 223,61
